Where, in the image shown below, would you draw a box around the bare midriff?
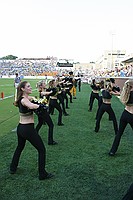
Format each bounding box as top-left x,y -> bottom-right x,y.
125,105 -> 133,114
19,114 -> 34,124
92,90 -> 99,93
50,96 -> 57,99
102,98 -> 111,104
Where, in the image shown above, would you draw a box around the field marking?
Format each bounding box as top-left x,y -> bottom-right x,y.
0,84 -> 13,86
0,95 -> 14,101
0,112 -> 18,125
0,89 -> 37,101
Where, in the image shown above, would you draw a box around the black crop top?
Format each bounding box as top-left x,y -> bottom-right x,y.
91,84 -> 100,91
102,90 -> 112,99
47,87 -> 58,96
126,91 -> 133,105
18,97 -> 33,116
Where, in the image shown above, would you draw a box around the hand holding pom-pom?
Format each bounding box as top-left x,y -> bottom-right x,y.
34,104 -> 48,117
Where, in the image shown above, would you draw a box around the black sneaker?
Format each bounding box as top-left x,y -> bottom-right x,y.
48,141 -> 58,145
9,169 -> 17,174
57,123 -> 64,126
39,173 -> 54,180
94,128 -> 99,133
63,113 -> 69,116
109,152 -> 115,156
66,107 -> 69,109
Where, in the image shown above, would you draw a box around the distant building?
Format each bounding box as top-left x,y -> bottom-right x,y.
121,54 -> 133,66
95,50 -> 126,70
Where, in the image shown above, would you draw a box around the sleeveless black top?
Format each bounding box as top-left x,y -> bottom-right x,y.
18,97 -> 33,116
102,90 -> 112,99
47,87 -> 58,97
126,91 -> 133,105
91,84 -> 100,91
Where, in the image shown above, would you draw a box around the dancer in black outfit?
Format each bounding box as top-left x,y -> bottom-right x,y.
95,78 -> 120,120
61,85 -> 69,109
35,80 -> 57,145
95,80 -> 120,135
56,78 -> 69,116
10,81 -> 53,180
95,80 -> 104,119
47,79 -> 64,126
64,77 -> 73,104
88,79 -> 100,112
109,79 -> 133,156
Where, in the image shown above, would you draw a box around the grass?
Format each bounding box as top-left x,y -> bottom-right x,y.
0,78 -> 133,200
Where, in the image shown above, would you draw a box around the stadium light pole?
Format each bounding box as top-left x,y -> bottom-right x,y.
111,33 -> 115,69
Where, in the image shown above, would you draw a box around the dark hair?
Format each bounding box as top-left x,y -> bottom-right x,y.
69,71 -> 73,75
110,78 -> 115,84
92,79 -> 95,85
14,81 -> 28,106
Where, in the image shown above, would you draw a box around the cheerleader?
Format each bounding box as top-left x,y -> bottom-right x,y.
95,80 -> 120,135
47,80 -> 64,126
56,77 -> 69,116
10,81 -> 53,180
35,80 -> 57,145
88,79 -> 100,112
64,76 -> 73,103
109,79 -> 133,156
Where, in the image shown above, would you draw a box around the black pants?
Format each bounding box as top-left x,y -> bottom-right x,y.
57,93 -> 67,114
49,98 -> 63,124
10,123 -> 47,177
66,90 -> 73,103
110,109 -> 133,154
89,91 -> 99,111
78,84 -> 81,92
95,103 -> 118,134
62,91 -> 69,108
36,110 -> 54,144
96,96 -> 103,119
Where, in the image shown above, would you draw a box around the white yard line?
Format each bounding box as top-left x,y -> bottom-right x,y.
0,89 -> 37,101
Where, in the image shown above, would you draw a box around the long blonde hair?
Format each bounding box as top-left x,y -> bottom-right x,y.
120,79 -> 133,105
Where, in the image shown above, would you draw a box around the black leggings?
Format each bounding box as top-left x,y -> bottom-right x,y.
89,91 -> 99,111
36,111 -> 54,144
66,90 -> 73,103
95,103 -> 118,134
96,96 -> 103,119
10,123 -> 47,177
110,109 -> 133,154
57,93 -> 67,114
61,91 -> 69,108
49,98 -> 63,124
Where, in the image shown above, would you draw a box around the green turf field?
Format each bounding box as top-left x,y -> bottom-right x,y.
0,78 -> 133,200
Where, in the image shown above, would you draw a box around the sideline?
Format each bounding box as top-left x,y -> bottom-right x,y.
0,95 -> 14,101
0,89 -> 37,101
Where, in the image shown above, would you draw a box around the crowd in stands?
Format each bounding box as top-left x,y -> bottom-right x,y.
0,59 -> 56,77
0,59 -> 132,78
92,65 -> 133,78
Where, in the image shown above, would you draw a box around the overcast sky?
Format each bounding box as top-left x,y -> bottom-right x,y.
0,0 -> 133,62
